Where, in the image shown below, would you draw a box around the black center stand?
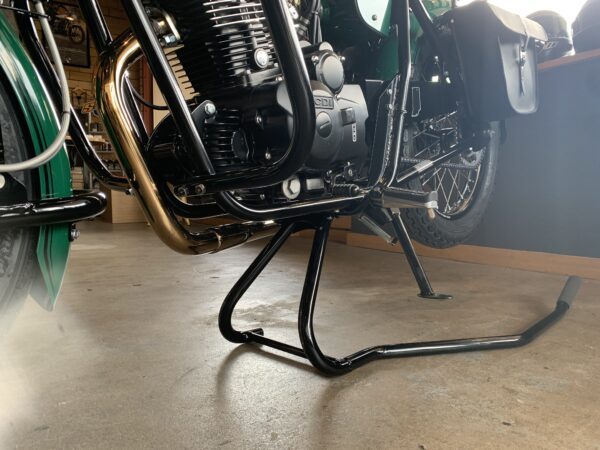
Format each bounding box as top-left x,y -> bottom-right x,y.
219,211 -> 581,376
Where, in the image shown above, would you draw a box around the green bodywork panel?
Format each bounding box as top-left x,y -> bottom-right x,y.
0,14 -> 73,309
354,0 -> 452,38
323,0 -> 453,80
356,0 -> 394,36
366,0 -> 453,80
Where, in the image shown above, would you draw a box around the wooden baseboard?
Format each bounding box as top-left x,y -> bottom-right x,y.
539,48 -> 600,72
295,229 -> 348,244
345,232 -> 600,281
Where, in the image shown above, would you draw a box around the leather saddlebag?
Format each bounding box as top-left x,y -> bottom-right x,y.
447,2 -> 547,122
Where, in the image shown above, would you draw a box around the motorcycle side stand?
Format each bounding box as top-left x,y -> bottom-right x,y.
219,214 -> 581,376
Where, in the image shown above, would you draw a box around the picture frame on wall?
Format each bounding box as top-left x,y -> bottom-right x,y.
44,1 -> 90,68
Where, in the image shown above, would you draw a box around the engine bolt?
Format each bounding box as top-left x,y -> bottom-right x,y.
69,226 -> 80,242
372,14 -> 378,21
204,102 -> 217,117
254,48 -> 270,69
282,176 -> 302,200
194,184 -> 206,195
311,55 -> 320,65
265,151 -> 272,161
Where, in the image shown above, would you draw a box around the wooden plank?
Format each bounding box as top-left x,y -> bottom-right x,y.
332,216 -> 352,230
346,232 -> 600,281
295,229 -> 348,244
539,48 -> 600,72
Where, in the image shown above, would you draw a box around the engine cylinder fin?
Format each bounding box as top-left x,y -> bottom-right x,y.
157,0 -> 280,98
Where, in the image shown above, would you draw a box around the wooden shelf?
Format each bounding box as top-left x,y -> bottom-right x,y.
539,48 -> 600,72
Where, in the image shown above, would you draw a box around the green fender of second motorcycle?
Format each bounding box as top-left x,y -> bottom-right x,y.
0,14 -> 73,310
323,0 -> 454,79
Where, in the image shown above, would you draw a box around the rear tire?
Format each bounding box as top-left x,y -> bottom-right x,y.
401,122 -> 499,248
401,35 -> 500,249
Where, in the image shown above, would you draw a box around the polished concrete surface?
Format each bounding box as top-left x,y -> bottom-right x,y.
1,221 -> 599,449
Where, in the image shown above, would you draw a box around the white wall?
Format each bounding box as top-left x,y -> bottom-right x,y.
456,0 -> 587,25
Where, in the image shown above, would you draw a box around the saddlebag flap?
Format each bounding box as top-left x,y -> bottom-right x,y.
447,2 -> 547,122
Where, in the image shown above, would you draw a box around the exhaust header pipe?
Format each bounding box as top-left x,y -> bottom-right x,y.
95,32 -> 278,254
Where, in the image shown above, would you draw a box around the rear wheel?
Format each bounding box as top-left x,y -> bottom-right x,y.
0,81 -> 39,322
400,40 -> 500,248
401,116 -> 499,248
68,24 -> 85,44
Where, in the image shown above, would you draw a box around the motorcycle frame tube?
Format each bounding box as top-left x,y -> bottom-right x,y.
383,0 -> 412,187
79,0 -> 149,148
79,0 -> 236,220
408,0 -> 447,63
215,191 -> 364,222
120,0 -> 215,177
78,0 -> 112,53
13,0 -> 130,192
96,31 -> 279,254
0,192 -> 107,230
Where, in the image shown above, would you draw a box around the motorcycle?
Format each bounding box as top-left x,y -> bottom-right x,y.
0,0 -> 580,374
46,4 -> 86,44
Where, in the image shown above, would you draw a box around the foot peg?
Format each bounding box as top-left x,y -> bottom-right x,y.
379,187 -> 438,210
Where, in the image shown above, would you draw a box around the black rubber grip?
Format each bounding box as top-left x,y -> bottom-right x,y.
556,276 -> 582,308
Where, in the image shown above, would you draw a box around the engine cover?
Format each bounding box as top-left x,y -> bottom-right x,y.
307,83 -> 369,169
238,80 -> 370,171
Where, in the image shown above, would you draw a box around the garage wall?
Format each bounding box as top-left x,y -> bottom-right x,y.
468,56 -> 600,259
65,0 -> 140,98
351,53 -> 600,262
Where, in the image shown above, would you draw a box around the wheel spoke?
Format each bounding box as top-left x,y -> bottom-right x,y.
438,169 -> 450,212
422,167 -> 442,187
409,112 -> 486,217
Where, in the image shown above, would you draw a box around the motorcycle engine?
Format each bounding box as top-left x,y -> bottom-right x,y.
147,0 -> 369,205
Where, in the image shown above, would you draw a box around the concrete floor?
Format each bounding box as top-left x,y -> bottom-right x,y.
1,221 -> 599,449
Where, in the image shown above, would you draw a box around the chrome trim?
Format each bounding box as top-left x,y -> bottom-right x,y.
95,32 -> 278,254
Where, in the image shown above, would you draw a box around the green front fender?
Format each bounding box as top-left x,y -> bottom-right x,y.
0,14 -> 73,309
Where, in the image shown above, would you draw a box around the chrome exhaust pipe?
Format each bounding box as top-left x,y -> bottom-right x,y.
95,32 -> 278,254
